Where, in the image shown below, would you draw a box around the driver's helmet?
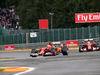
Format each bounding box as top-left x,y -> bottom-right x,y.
47,45 -> 51,49
49,42 -> 53,45
47,45 -> 51,47
87,39 -> 90,44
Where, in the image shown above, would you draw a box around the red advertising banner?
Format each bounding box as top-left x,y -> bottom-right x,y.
39,19 -> 49,29
66,40 -> 79,47
4,45 -> 15,50
75,13 -> 100,23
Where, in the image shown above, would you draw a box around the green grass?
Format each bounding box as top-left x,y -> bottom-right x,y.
0,69 -> 4,71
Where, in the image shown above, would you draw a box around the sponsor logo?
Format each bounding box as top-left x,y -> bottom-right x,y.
4,45 -> 15,50
66,40 -> 79,47
75,13 -> 100,23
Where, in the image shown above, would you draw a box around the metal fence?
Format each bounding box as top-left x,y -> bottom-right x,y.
0,26 -> 100,45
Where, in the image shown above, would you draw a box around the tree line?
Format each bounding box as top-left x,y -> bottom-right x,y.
0,0 -> 100,29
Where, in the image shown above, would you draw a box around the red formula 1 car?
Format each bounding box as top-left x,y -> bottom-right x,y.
79,39 -> 100,52
30,42 -> 69,57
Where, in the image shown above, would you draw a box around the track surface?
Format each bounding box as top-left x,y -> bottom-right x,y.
0,49 -> 100,75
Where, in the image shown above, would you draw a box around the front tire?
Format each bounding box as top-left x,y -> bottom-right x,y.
79,45 -> 84,52
30,49 -> 38,57
31,49 -> 37,53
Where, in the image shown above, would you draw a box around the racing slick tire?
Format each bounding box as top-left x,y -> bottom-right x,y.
61,47 -> 68,55
30,54 -> 37,57
95,44 -> 100,51
31,49 -> 37,53
79,45 -> 83,52
79,50 -> 83,52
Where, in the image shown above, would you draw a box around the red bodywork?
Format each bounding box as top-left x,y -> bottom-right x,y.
83,43 -> 96,50
79,42 -> 100,52
38,45 -> 56,56
30,43 -> 62,57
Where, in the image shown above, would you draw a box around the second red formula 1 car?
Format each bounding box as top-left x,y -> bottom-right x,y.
79,39 -> 100,52
30,42 -> 69,57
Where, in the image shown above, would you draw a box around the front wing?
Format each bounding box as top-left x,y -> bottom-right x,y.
79,47 -> 100,52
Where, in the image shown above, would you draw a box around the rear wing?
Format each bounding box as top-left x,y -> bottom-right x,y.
52,42 -> 61,44
52,42 -> 63,48
84,39 -> 93,41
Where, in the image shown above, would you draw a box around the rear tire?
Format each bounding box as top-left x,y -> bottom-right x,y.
61,47 -> 68,55
31,49 -> 37,53
95,44 -> 100,51
31,55 -> 37,57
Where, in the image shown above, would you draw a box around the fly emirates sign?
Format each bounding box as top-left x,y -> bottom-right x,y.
75,13 -> 100,23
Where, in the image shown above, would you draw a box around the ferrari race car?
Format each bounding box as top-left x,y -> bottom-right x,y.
79,39 -> 100,52
30,42 -> 69,57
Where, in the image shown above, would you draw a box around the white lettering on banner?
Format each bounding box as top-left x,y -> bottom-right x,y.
78,15 -> 88,21
5,48 -> 14,50
66,40 -> 78,47
67,41 -> 78,46
89,14 -> 92,20
67,44 -> 78,46
93,14 -> 100,20
89,14 -> 100,20
78,14 -> 100,21
75,13 -> 100,23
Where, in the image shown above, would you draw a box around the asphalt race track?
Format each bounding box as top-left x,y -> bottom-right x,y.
0,49 -> 100,75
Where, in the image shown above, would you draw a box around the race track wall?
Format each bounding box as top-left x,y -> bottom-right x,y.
0,38 -> 100,50
0,42 -> 49,50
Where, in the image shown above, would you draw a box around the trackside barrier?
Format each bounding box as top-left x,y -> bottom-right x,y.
0,38 -> 100,51
0,41 -> 78,51
0,42 -> 49,51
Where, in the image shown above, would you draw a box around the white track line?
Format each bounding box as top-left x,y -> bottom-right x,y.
13,67 -> 35,75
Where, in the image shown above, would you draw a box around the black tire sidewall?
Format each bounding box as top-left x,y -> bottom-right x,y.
62,47 -> 68,55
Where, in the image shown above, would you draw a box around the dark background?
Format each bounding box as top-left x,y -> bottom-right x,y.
0,0 -> 100,29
